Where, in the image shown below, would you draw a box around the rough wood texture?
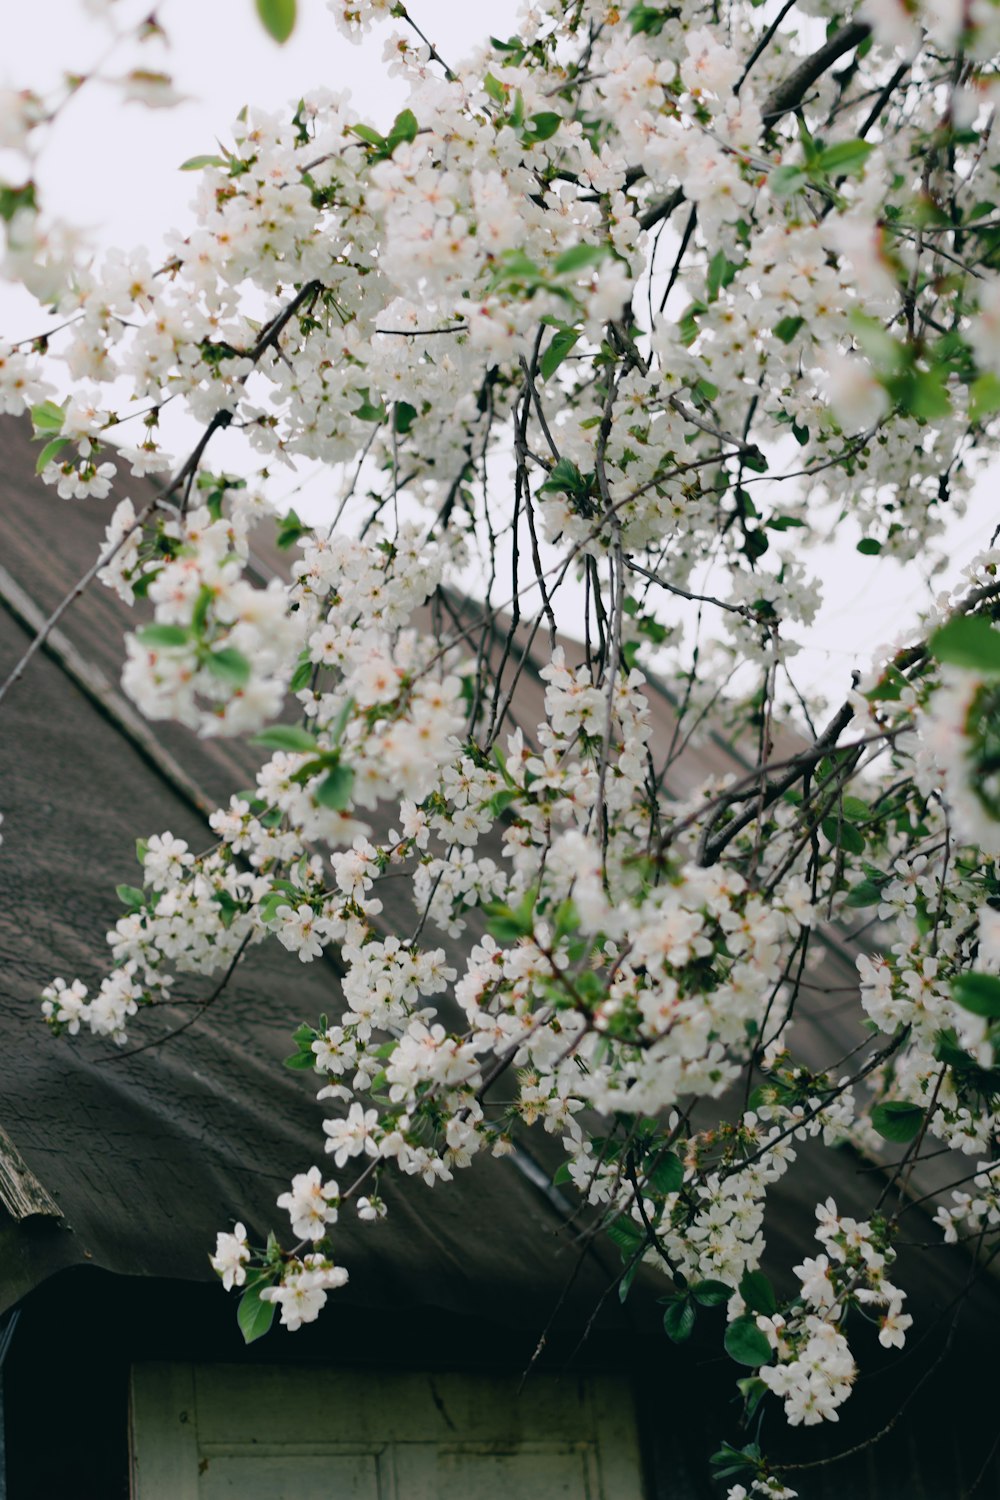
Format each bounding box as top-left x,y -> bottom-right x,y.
131,1363 -> 644,1500
0,559 -> 215,819
0,1123 -> 59,1220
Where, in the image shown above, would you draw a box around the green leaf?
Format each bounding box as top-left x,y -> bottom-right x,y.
328,695 -> 356,748
540,326 -> 581,381
255,0 -> 296,43
725,1316 -> 773,1367
253,724 -> 319,753
769,165 -> 807,198
663,1296 -> 696,1343
864,665 -> 908,703
237,1278 -> 276,1343
486,248 -> 541,293
857,537 -> 882,555
353,389 -> 387,423
192,583 -> 214,636
136,624 -> 191,649
290,650 -> 312,693
849,311 -> 907,374
350,124 -> 387,150
394,400 -> 417,435
970,372 -> 1000,423
845,880 -> 884,908
35,437 -> 68,474
314,763 -> 355,811
258,891 -> 290,925
871,1100 -> 925,1143
483,905 -> 527,943
30,400 -> 65,434
539,456 -> 587,495
0,181 -> 36,223
552,898 -> 579,939
908,366 -> 951,420
525,112 -> 562,142
742,526 -> 769,562
934,1027 -> 1000,1096
387,108 -> 418,152
484,72 -> 506,104
678,301 -> 706,346
711,1442 -> 762,1480
179,154 -> 226,171
816,138 -> 874,176
606,1215 -> 644,1254
739,1269 -> 776,1316
493,744 -> 514,786
483,893 -> 536,943
736,1376 -> 769,1419
821,818 -> 865,854
638,615 -> 669,644
953,972 -> 1000,1019
646,1151 -> 683,1195
706,250 -> 739,303
276,507 -> 309,551
929,616 -> 1000,673
283,1050 -> 316,1070
204,647 -> 251,686
488,788 -> 521,818
553,243 -> 610,276
214,889 -> 243,930
116,884 -> 145,910
772,315 -> 804,344
618,1257 -> 641,1304
132,568 -> 161,601
691,1279 -> 734,1307
628,2 -> 671,34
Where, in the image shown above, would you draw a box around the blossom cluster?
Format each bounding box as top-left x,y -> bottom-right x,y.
9,0 -> 1000,1488
755,1200 -> 911,1426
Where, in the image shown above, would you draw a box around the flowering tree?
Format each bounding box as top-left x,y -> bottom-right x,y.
6,0 -> 1000,1491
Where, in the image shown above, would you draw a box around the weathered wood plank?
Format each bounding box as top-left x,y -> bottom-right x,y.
132,1364 -> 646,1499
130,1363 -> 200,1500
0,1123 -> 59,1220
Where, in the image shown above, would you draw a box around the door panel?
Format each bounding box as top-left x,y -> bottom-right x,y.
130,1363 -> 644,1500
393,1442 -> 598,1499
199,1452 -> 381,1500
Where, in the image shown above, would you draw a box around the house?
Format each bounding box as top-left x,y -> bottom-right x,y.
0,412 -> 997,1498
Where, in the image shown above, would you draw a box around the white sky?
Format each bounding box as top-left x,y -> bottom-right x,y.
0,0 -> 506,259
2,0 -> 996,708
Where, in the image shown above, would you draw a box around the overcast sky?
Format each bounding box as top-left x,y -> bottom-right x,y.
2,0 -> 995,704
1,0 -> 517,330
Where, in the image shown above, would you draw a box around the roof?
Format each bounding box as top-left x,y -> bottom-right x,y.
0,409 -> 993,1346
0,413 -> 633,1335
8,411 -> 1000,1500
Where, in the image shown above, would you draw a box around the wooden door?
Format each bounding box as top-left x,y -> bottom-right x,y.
130,1363 -> 645,1499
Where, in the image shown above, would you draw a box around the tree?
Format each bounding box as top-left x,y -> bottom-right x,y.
4,0 -> 1000,1492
